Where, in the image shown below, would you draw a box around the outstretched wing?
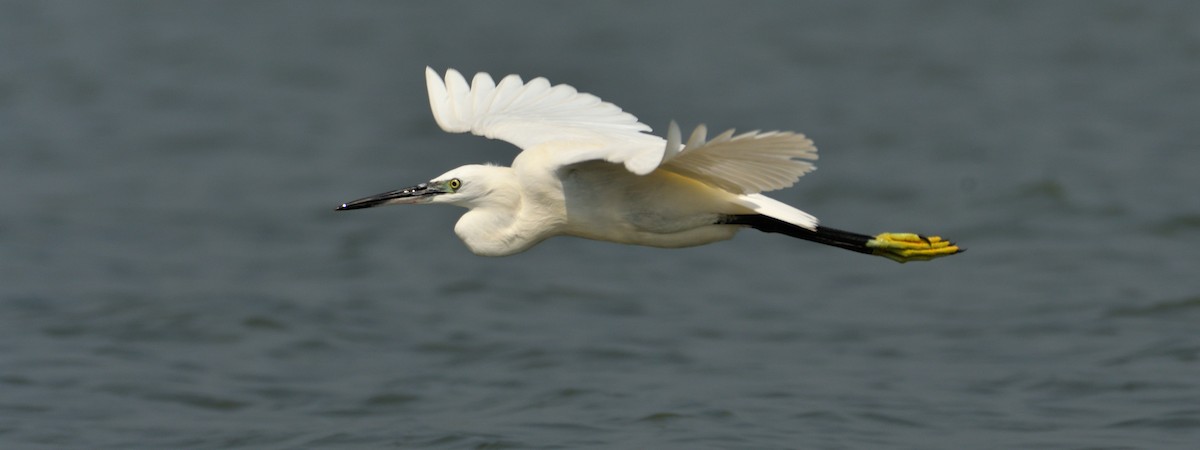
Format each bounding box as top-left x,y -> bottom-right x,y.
659,122 -> 817,195
426,67 -> 666,174
659,122 -> 820,229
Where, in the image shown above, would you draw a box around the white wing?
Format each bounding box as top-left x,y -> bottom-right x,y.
660,122 -> 817,195
659,121 -> 821,229
426,67 -> 666,174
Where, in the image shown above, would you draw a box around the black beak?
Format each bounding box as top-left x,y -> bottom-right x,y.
335,183 -> 438,211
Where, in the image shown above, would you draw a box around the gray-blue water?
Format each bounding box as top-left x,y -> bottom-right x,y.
3,1 -> 1199,448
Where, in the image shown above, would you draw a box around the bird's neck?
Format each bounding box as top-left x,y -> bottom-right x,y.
452,168 -> 558,256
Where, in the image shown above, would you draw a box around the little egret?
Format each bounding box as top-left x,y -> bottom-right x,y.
337,68 -> 962,262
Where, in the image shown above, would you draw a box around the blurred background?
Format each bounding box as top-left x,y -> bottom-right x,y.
2,1 -> 1198,448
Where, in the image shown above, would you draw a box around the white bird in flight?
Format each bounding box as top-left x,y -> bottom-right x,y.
337,67 -> 961,262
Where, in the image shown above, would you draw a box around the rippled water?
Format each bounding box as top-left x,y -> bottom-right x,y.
3,1 -> 1199,448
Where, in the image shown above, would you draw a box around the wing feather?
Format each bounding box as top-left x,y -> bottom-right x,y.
660,121 -> 817,195
426,67 -> 663,173
470,72 -> 497,118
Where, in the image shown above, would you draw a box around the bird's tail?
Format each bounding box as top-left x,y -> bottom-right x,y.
721,214 -> 963,263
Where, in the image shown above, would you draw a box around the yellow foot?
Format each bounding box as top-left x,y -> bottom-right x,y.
866,232 -> 963,263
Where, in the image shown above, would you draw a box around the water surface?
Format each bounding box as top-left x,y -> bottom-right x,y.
2,1 -> 1199,448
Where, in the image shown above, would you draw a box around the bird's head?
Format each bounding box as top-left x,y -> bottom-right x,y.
336,164 -> 513,211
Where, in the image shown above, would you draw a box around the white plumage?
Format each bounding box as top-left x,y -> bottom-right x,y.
424,68 -> 819,232
337,67 -> 962,262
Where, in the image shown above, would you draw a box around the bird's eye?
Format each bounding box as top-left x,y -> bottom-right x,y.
447,178 -> 462,190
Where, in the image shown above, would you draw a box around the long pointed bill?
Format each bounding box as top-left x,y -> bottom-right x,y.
335,182 -> 442,211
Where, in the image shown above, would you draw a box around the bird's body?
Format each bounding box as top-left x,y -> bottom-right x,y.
337,68 -> 961,262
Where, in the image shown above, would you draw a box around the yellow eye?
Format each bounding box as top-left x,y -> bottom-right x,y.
447,178 -> 462,190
